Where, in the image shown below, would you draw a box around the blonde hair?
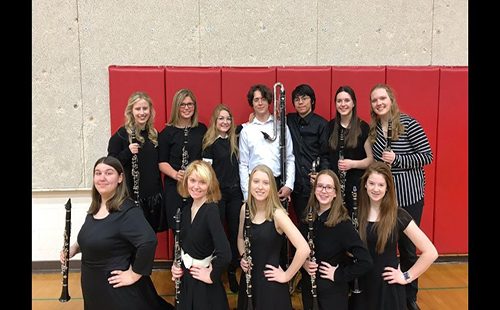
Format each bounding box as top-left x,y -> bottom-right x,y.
202,104 -> 238,161
167,88 -> 199,127
305,169 -> 349,227
247,164 -> 286,221
368,84 -> 404,144
124,91 -> 158,146
177,160 -> 221,203
357,162 -> 398,254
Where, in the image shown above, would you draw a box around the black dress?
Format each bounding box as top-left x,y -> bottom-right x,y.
327,119 -> 369,214
202,137 -> 243,270
349,208 -> 413,310
177,201 -> 231,310
77,199 -> 173,310
237,219 -> 292,310
107,126 -> 164,231
158,124 -> 207,229
299,210 -> 372,310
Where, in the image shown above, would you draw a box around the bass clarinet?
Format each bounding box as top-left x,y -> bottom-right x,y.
262,82 -> 293,293
59,198 -> 72,302
306,204 -> 320,310
243,203 -> 254,310
261,82 -> 287,206
350,186 -> 361,294
173,207 -> 182,306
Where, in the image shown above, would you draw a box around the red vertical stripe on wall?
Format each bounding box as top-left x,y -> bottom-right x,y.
108,65 -> 469,257
434,67 -> 468,254
221,67 -> 276,125
108,65 -> 168,259
108,66 -> 166,133
386,66 -> 440,243
331,66 -> 386,122
277,66 -> 332,121
165,67 -> 222,126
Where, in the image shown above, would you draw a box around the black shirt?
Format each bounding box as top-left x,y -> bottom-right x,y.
202,137 -> 240,190
107,127 -> 162,199
287,112 -> 330,194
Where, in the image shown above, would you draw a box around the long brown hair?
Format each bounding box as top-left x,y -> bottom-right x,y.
357,162 -> 398,254
304,169 -> 349,227
124,91 -> 158,146
88,156 -> 129,215
202,104 -> 238,161
177,160 -> 221,203
368,84 -> 405,144
329,86 -> 363,150
247,164 -> 286,221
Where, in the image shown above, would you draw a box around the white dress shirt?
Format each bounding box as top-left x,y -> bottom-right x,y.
238,115 -> 295,200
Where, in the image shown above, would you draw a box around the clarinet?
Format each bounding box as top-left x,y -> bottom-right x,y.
181,126 -> 189,171
131,129 -> 140,206
385,118 -> 392,151
59,198 -> 72,303
350,186 -> 362,294
276,83 -> 294,293
180,126 -> 190,212
243,203 -> 254,310
338,127 -> 347,199
173,207 -> 182,306
306,204 -> 319,310
173,127 -> 189,307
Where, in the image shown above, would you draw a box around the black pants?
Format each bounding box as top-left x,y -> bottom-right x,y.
291,191 -> 310,223
398,199 -> 424,302
219,186 -> 243,270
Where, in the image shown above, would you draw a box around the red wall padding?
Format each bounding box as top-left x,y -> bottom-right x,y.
277,66 -> 332,120
165,67 -> 222,125
276,67 -> 331,223
331,66 -> 386,122
221,67 -> 276,125
109,65 -> 468,257
162,67 -> 223,259
433,68 -> 468,254
108,66 -> 169,259
386,66 -> 440,248
108,66 -> 167,133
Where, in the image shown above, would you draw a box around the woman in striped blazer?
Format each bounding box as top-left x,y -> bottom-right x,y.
367,83 -> 433,310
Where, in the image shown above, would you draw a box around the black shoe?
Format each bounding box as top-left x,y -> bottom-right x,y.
228,271 -> 239,293
407,299 -> 421,310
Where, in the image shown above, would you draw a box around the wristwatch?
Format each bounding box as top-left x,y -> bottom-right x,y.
403,271 -> 411,283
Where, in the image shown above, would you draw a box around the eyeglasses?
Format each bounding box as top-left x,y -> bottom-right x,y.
315,184 -> 335,193
180,102 -> 195,109
217,116 -> 232,122
293,95 -> 310,103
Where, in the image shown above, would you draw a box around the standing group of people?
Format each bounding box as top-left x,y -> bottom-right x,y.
61,81 -> 438,310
